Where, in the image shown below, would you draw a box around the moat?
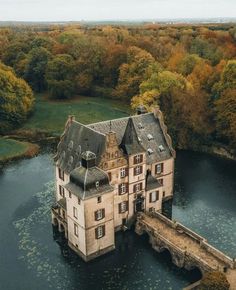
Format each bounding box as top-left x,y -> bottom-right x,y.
0,150 -> 235,290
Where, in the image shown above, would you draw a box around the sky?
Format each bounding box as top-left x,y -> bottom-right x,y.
0,0 -> 235,21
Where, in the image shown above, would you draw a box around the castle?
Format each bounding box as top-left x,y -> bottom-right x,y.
51,106 -> 175,261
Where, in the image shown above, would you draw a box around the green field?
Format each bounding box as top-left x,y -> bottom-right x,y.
21,95 -> 130,135
0,138 -> 32,162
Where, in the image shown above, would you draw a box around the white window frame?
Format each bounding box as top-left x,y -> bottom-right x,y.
120,168 -> 126,178
136,183 -> 141,192
120,183 -> 126,194
97,226 -> 104,238
73,207 -> 78,219
120,201 -> 127,213
135,166 -> 141,175
150,191 -> 157,203
97,209 -> 103,220
135,154 -> 141,163
156,163 -> 163,174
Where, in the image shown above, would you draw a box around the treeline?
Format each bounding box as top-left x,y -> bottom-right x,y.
0,24 -> 235,151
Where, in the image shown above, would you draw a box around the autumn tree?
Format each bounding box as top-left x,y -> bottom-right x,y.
24,47 -> 52,92
46,54 -> 75,99
115,46 -> 155,100
0,62 -> 34,133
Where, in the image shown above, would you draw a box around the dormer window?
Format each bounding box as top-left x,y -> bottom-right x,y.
138,122 -> 144,129
95,181 -> 99,189
159,145 -> 165,152
147,148 -> 154,155
147,134 -> 154,141
68,156 -> 74,166
76,145 -> 81,155
68,140 -> 73,151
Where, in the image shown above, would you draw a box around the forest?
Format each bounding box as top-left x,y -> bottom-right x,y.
0,23 -> 235,152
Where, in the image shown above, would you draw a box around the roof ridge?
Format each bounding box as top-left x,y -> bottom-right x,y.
88,112 -> 153,127
72,119 -> 106,137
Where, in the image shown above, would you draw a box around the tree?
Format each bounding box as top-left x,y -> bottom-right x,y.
215,88 -> 236,148
199,271 -> 230,290
0,62 -> 34,133
46,54 -> 75,99
115,46 -> 155,100
24,47 -> 52,92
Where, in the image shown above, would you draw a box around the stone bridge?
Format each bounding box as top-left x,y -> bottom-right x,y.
135,212 -> 236,289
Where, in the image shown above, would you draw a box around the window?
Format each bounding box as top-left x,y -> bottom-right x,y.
120,168 -> 128,178
119,201 -> 128,213
95,209 -> 105,221
68,140 -> 73,151
133,183 -> 142,193
68,156 -> 73,166
59,185 -> 65,197
138,122 -> 144,129
158,145 -> 165,152
147,134 -> 154,141
58,168 -> 64,181
149,191 -> 159,203
147,148 -> 154,155
134,154 -> 143,164
108,172 -> 112,181
95,181 -> 99,189
155,163 -> 163,174
119,183 -> 128,195
69,191 -> 72,198
95,225 -> 105,239
158,179 -> 164,186
74,223 -> 78,237
163,191 -> 165,197
97,196 -> 102,203
78,197 -> 81,204
73,207 -> 78,219
134,165 -> 143,176
62,210 -> 65,219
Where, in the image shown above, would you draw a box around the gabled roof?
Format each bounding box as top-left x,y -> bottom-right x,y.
120,117 -> 145,155
54,121 -> 106,173
146,172 -> 162,191
55,111 -> 175,173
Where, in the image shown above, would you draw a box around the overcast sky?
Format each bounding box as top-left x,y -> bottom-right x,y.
0,0 -> 235,21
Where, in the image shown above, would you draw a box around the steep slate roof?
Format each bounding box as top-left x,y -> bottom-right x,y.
54,121 -> 106,173
89,113 -> 173,164
65,166 -> 113,200
55,112 -> 174,173
120,117 -> 145,155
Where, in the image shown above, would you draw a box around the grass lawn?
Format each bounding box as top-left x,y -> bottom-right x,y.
0,138 -> 39,162
20,95 -> 131,135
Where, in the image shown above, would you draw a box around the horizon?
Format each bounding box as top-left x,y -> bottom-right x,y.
0,0 -> 236,22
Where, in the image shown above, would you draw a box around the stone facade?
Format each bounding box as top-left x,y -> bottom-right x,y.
52,107 -> 175,261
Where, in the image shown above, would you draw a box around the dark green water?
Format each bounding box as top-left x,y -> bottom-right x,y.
0,151 -> 235,290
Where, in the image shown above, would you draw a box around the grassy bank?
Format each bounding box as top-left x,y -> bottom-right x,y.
0,138 -> 39,165
18,95 -> 130,135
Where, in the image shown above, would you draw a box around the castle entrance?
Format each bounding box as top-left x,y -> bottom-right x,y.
135,195 -> 144,212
